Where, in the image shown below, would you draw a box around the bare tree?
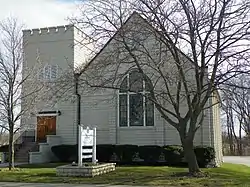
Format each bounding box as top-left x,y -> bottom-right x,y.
70,0 -> 250,174
222,75 -> 250,155
221,96 -> 238,155
0,18 -> 43,170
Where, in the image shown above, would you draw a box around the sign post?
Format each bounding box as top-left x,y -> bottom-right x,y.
92,128 -> 97,164
78,126 -> 97,166
78,125 -> 83,167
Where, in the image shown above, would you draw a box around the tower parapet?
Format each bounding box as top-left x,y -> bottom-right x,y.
23,25 -> 74,36
23,24 -> 75,43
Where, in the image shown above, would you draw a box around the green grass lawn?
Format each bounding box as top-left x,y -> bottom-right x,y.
0,163 -> 249,186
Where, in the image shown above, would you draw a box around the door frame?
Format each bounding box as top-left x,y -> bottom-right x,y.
36,114 -> 58,142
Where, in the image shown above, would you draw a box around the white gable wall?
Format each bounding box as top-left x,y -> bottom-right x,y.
76,87 -> 214,147
75,19 -> 216,149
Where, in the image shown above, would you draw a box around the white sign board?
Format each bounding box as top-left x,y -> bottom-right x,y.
81,129 -> 94,146
78,126 -> 97,166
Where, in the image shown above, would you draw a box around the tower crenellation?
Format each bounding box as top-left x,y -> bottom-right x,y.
23,24 -> 74,36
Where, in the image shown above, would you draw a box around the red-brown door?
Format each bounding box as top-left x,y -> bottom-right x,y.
37,116 -> 56,143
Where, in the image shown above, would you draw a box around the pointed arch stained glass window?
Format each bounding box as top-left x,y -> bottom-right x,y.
118,70 -> 154,127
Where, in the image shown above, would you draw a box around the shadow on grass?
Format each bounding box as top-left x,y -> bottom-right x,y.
170,171 -> 209,178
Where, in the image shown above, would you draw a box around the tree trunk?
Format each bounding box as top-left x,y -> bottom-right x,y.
8,130 -> 14,170
239,121 -> 243,156
228,127 -> 235,155
183,139 -> 201,174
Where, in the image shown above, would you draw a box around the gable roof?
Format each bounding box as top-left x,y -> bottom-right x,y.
78,11 -> 163,76
77,11 -> 221,102
78,11 -> 199,76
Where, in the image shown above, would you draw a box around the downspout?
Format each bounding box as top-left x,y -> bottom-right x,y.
200,110 -> 204,146
74,73 -> 81,161
163,100 -> 166,145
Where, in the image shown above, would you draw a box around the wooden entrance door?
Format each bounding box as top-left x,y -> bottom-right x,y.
37,116 -> 56,143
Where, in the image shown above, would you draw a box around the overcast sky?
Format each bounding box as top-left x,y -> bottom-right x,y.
0,0 -> 79,29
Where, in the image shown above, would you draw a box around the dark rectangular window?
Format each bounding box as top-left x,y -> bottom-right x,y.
146,95 -> 154,126
129,94 -> 143,126
119,95 -> 127,126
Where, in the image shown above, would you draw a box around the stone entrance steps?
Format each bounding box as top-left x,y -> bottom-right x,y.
15,142 -> 38,163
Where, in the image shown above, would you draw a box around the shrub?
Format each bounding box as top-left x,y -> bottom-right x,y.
51,144 -> 215,167
51,144 -> 75,162
138,145 -> 163,164
114,145 -> 138,163
71,144 -> 78,161
194,146 -> 215,167
96,144 -> 115,162
163,145 -> 184,166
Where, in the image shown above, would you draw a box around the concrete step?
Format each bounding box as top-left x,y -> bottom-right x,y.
16,149 -> 32,153
15,160 -> 29,163
14,142 -> 38,163
15,157 -> 29,162
15,153 -> 28,157
15,150 -> 29,153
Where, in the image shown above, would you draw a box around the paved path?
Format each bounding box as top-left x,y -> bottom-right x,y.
223,156 -> 250,166
0,183 -> 143,187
